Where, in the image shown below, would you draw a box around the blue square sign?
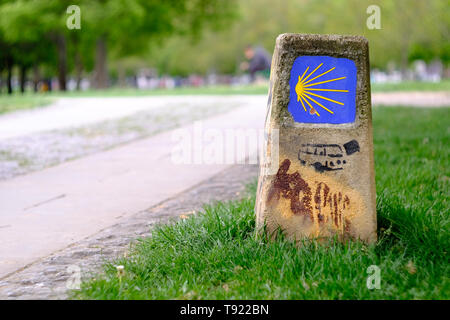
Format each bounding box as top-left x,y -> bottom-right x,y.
288,55 -> 357,124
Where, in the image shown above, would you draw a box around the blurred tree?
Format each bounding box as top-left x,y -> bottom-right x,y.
0,34 -> 13,94
0,0 -> 448,92
0,0 -> 73,92
0,0 -> 237,91
81,0 -> 237,88
144,0 -> 449,76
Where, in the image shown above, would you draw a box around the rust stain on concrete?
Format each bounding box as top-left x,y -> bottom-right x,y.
265,157 -> 367,241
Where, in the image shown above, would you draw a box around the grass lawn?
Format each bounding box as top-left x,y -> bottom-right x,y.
371,80 -> 450,92
76,107 -> 449,300
49,84 -> 270,97
0,95 -> 53,115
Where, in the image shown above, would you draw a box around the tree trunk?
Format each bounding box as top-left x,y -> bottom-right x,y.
117,63 -> 126,88
19,65 -> 27,94
75,51 -> 83,90
46,78 -> 52,92
56,34 -> 67,91
32,64 -> 40,92
6,57 -> 13,94
94,36 -> 108,89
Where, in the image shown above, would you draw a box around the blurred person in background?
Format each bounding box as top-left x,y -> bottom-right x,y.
240,45 -> 271,82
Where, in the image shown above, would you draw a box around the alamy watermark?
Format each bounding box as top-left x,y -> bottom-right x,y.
366,265 -> 381,289
66,5 -> 81,30
170,121 -> 279,175
366,5 -> 381,30
66,264 -> 81,290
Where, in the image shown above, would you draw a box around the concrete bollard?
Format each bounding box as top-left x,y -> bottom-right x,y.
256,33 -> 376,243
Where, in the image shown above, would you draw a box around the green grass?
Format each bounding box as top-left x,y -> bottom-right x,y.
76,107 -> 449,300
0,94 -> 54,115
371,79 -> 450,92
48,84 -> 270,97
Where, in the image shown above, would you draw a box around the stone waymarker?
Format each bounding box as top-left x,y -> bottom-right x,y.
256,34 -> 376,243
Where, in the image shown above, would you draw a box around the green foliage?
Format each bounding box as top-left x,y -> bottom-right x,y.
76,107 -> 450,300
0,94 -> 53,114
0,0 -> 448,81
0,0 -> 238,88
0,0 -> 77,85
145,0 -> 450,75
371,80 -> 450,92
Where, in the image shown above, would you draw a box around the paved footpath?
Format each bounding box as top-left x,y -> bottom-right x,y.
0,96 -> 254,140
0,96 -> 266,281
0,163 -> 259,299
0,96 -> 245,181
